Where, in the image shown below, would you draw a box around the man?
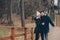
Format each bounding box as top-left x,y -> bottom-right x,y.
40,11 -> 55,40
35,11 -> 54,40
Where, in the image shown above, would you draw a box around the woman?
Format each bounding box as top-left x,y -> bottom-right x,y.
34,11 -> 41,40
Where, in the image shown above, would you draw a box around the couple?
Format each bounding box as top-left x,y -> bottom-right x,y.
34,11 -> 55,40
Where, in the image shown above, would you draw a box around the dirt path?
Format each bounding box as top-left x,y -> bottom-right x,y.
38,27 -> 60,40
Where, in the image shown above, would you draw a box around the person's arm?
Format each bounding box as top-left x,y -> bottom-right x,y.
34,16 -> 39,21
49,17 -> 55,27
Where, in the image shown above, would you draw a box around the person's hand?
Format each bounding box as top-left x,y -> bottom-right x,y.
36,17 -> 39,19
36,16 -> 41,19
42,22 -> 45,25
53,26 -> 55,27
53,25 -> 55,27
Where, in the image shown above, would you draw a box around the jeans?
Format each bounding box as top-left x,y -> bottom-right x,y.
41,32 -> 48,40
35,33 -> 48,40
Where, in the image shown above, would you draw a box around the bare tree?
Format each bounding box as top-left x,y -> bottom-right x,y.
20,0 -> 25,27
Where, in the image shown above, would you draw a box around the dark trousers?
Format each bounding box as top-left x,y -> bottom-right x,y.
35,32 -> 48,40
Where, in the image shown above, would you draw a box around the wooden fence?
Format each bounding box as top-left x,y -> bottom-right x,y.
0,26 -> 34,40
55,15 -> 60,26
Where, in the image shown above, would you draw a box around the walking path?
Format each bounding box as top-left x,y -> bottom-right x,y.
39,27 -> 60,40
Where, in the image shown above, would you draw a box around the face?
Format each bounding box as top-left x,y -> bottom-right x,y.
40,12 -> 45,16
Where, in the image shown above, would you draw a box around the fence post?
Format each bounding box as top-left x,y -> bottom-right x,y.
31,28 -> 33,40
55,15 -> 57,26
11,27 -> 15,40
24,28 -> 27,40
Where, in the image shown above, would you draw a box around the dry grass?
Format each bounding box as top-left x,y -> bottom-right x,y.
0,27 -> 33,40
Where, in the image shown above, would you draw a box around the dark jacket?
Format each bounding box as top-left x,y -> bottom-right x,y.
34,17 -> 41,33
34,15 -> 54,33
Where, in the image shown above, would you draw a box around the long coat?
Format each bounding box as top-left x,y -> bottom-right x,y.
34,15 -> 54,33
34,17 -> 41,33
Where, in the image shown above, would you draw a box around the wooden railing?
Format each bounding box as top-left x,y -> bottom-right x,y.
55,15 -> 60,26
0,26 -> 34,40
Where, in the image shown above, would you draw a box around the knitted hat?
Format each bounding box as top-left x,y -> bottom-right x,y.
36,11 -> 40,16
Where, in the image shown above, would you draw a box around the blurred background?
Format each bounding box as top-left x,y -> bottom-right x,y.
0,0 -> 60,40
0,0 -> 60,27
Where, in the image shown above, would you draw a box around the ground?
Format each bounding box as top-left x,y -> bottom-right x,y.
0,26 -> 60,40
38,26 -> 60,40
48,27 -> 60,40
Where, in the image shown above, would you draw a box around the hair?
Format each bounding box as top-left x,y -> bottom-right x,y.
40,10 -> 44,13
